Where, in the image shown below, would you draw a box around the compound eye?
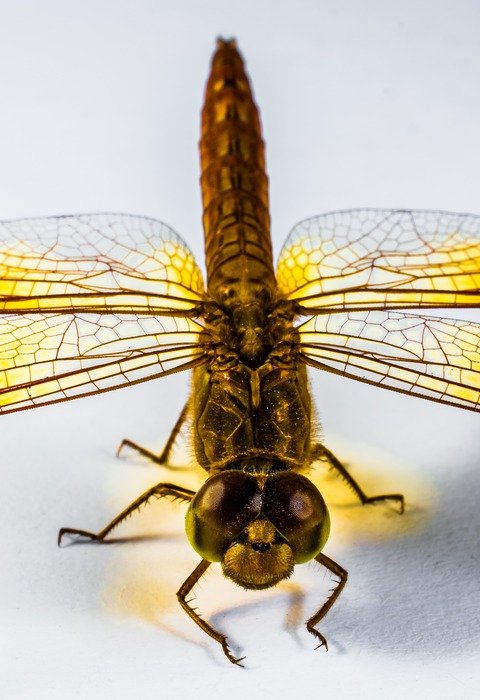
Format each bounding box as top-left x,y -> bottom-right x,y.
263,472 -> 330,564
186,471 -> 262,561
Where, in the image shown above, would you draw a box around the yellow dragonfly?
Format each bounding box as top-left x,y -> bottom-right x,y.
1,39 -> 479,665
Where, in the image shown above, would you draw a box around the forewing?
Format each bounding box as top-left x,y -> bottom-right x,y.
0,213 -> 205,314
298,311 -> 480,411
0,312 -> 205,414
277,209 -> 480,312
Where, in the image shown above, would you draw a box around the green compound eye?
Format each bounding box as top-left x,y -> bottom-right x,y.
263,472 -> 330,564
186,471 -> 262,561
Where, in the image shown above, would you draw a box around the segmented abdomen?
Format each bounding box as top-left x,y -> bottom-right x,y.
200,38 -> 276,301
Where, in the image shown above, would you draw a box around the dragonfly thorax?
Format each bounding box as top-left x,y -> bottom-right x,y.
230,301 -> 272,366
202,292 -> 298,369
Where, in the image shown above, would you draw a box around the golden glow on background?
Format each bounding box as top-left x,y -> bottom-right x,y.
104,442 -> 432,633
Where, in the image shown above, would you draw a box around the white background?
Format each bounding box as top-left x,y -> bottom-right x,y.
1,1 -> 479,698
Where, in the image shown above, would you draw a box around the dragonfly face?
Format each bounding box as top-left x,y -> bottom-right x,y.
186,470 -> 330,588
1,38 -> 479,665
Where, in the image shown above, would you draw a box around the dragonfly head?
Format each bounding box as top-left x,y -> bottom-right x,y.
185,470 -> 330,590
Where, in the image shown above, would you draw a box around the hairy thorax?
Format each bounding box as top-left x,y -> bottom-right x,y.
193,294 -> 312,473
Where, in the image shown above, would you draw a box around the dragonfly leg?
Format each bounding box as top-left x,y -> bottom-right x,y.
58,483 -> 194,545
312,443 -> 405,513
306,552 -> 348,651
177,560 -> 246,667
117,402 -> 189,466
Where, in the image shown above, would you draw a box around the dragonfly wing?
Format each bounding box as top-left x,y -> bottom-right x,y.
298,311 -> 480,412
0,213 -> 208,413
0,312 -> 205,413
0,213 -> 205,314
277,209 -> 480,312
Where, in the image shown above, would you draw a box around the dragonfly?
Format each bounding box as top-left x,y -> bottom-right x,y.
1,38 -> 479,665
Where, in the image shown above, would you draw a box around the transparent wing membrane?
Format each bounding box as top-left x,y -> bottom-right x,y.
0,312 -> 204,413
0,209 -> 478,415
299,311 -> 480,411
0,213 -> 205,314
277,209 -> 480,311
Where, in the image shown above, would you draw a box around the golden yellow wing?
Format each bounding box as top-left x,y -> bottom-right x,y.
0,213 -> 206,413
299,311 -> 479,411
0,213 -> 204,314
277,209 -> 480,312
0,312 -> 204,414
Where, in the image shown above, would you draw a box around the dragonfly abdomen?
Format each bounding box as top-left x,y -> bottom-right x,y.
200,38 -> 276,304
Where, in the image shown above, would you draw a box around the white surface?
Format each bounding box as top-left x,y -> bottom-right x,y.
1,1 -> 479,698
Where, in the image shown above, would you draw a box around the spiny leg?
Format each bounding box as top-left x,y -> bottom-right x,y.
117,402 -> 189,466
312,443 -> 404,513
177,560 -> 245,667
58,483 -> 194,545
306,552 -> 348,650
